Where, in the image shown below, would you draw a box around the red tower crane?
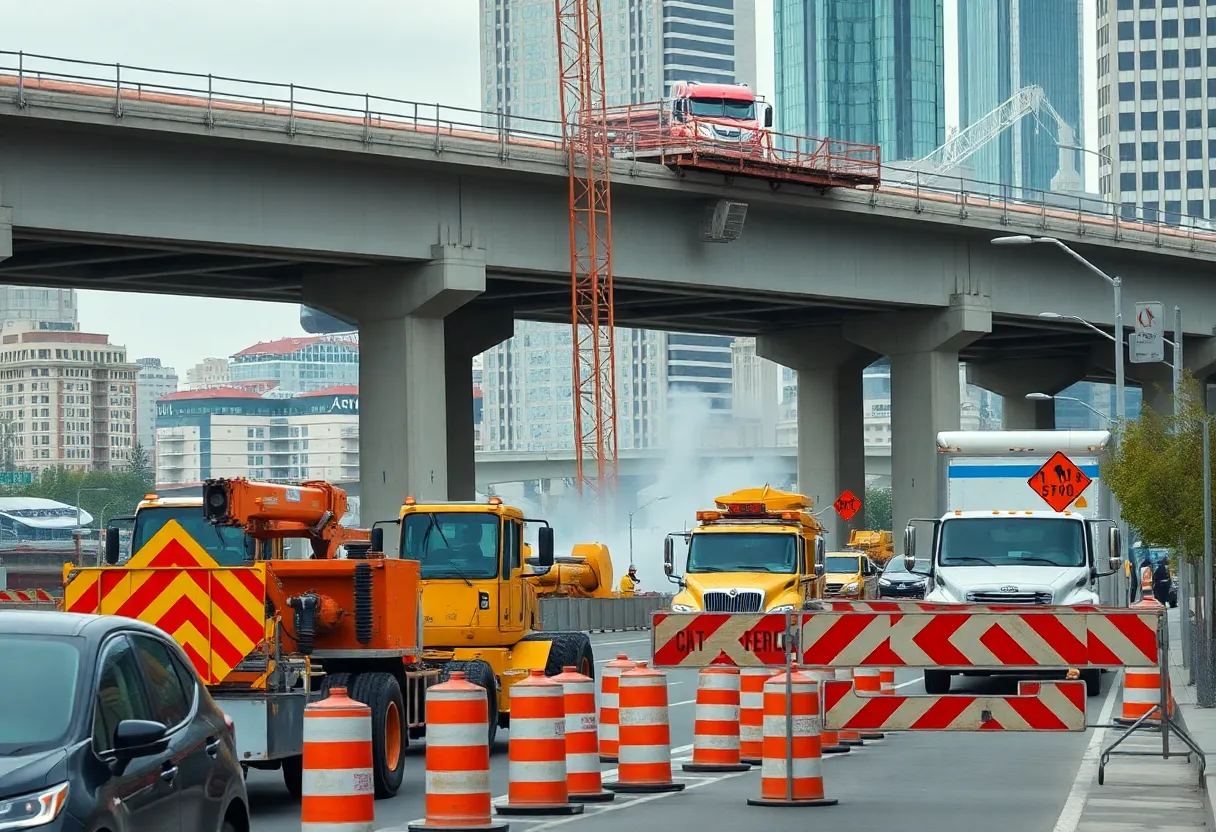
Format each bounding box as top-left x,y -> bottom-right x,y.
554,0 -> 618,512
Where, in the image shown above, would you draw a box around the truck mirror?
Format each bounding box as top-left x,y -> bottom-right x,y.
663,537 -> 674,577
1108,526 -> 1123,572
370,527 -> 384,554
814,537 -> 826,577
903,525 -> 917,571
764,104 -> 774,128
537,526 -> 555,568
105,527 -> 121,565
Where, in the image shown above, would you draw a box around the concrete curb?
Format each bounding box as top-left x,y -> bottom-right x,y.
1174,702 -> 1216,828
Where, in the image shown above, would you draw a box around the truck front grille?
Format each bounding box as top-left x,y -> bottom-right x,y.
825,583 -> 845,595
965,591 -> 1053,605
703,590 -> 764,612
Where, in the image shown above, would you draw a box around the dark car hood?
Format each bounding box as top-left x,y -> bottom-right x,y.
0,748 -> 67,798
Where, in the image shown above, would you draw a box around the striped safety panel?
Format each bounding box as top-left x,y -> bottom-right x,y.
63,519 -> 266,684
822,679 -> 1087,732
0,589 -> 56,603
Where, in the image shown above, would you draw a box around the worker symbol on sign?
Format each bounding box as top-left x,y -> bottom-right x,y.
833,490 -> 862,522
1027,451 -> 1093,512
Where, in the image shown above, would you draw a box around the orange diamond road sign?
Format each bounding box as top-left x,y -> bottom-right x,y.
63,519 -> 266,684
1029,451 -> 1093,512
834,490 -> 862,522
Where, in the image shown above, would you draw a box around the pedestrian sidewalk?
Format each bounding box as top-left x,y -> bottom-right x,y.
1169,608 -> 1216,829
1067,608 -> 1207,831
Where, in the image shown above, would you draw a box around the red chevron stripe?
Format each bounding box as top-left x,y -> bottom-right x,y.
802,613 -> 876,665
979,622 -> 1038,667
1021,612 -> 1088,665
146,537 -> 206,568
842,694 -> 905,729
156,596 -> 211,645
1098,612 -> 1158,664
231,568 -> 265,601
652,613 -> 732,667
910,694 -> 976,729
66,577 -> 101,613
100,569 -> 126,599
113,571 -> 180,619
979,715 -> 1005,730
179,640 -> 214,684
1007,690 -> 1070,731
861,637 -> 906,667
911,613 -> 971,666
208,575 -> 264,644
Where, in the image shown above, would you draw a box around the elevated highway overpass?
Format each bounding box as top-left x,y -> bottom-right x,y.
3,51 -> 1216,545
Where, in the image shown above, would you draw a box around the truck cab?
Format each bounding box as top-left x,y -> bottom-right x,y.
823,551 -> 879,600
667,80 -> 773,146
104,494 -> 280,565
662,487 -> 827,613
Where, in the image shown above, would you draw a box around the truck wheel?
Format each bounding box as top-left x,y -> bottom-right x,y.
281,754 -> 303,799
322,672 -> 351,697
439,660 -> 499,749
350,672 -> 406,799
924,670 -> 952,695
521,631 -> 595,679
1080,668 -> 1102,698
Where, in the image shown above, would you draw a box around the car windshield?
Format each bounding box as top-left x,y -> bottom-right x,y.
131,506 -> 254,566
686,533 -> 797,574
825,555 -> 862,573
401,512 -> 500,580
939,518 -> 1086,568
883,557 -> 928,575
0,636 -> 82,753
688,97 -> 755,120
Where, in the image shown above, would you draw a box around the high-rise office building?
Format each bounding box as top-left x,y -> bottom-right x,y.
135,358 -> 178,465
773,0 -> 946,163
958,1 -> 1086,195
479,0 -> 757,124
1096,0 -> 1216,225
0,286 -> 77,328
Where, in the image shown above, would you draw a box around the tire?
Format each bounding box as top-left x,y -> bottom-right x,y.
349,672 -> 407,799
281,754 -> 302,799
521,631 -> 595,679
322,672 -> 352,697
439,660 -> 499,748
924,669 -> 952,695
1080,668 -> 1102,698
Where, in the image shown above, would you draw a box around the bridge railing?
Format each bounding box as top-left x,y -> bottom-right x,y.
3,49 -> 1216,256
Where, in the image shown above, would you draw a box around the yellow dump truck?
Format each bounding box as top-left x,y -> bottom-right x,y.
662,487 -> 827,612
846,529 -> 894,565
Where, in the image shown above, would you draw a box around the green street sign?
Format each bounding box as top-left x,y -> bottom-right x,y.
0,472 -> 33,486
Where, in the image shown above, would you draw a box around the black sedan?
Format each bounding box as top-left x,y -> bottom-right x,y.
878,557 -> 930,598
0,611 -> 249,832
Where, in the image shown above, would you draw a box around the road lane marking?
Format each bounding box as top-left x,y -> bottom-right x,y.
894,678 -> 921,690
1051,672 -> 1120,832
591,636 -> 652,647
670,699 -> 696,706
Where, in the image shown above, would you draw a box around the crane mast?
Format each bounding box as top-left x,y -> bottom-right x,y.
554,0 -> 619,516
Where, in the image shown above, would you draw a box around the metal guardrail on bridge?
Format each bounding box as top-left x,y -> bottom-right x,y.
538,594 -> 672,633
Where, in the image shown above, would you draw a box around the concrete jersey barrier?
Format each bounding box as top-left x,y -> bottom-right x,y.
538,594 -> 672,632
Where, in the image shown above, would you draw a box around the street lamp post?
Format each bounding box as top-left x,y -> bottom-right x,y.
629,495 -> 668,564
1024,392 -> 1112,425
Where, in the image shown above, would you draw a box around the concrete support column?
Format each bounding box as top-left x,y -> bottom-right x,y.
0,201 -> 11,264
303,243 -> 486,526
966,357 -> 1087,430
847,299 -> 992,552
757,326 -> 877,545
445,307 -> 514,500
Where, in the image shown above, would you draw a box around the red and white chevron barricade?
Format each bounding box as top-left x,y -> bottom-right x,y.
821,679 -> 1087,732
0,589 -> 57,607
650,608 -> 1159,670
812,600 -> 1099,614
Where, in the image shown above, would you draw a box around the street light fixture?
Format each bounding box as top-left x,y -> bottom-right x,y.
1025,392 -> 1113,426
629,495 -> 668,564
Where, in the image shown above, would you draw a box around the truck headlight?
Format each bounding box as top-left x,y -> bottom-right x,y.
671,603 -> 695,612
0,782 -> 68,831
843,582 -> 859,593
768,604 -> 796,613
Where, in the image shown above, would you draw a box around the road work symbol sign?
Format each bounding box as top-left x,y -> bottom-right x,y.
1029,451 -> 1092,512
834,490 -> 861,522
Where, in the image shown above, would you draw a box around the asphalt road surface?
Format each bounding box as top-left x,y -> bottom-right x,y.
247,630 -> 1119,832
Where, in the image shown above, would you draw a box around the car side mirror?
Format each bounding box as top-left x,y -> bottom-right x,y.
537,526 -> 554,569
663,537 -> 674,577
112,719 -> 169,761
903,525 -> 917,572
105,527 -> 121,565
370,526 -> 384,554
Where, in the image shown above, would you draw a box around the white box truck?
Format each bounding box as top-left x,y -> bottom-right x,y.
903,429 -> 1125,697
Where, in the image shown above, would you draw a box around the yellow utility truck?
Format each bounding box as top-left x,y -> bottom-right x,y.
662,487 -> 827,612
822,550 -> 879,600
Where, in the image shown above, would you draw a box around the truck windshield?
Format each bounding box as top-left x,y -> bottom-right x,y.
825,555 -> 862,573
401,512 -> 500,580
131,506 -> 254,566
687,532 -> 796,574
939,518 -> 1086,568
688,97 -> 755,120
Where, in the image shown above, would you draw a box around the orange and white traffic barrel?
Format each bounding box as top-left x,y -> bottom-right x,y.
834,668 -> 865,746
740,667 -> 778,764
1116,665 -> 1174,726
302,687 -> 374,832
605,661 -> 685,794
497,670 -> 583,817
880,668 -> 896,696
598,654 -> 635,762
746,664 -> 837,808
807,668 -> 849,754
682,666 -> 750,773
407,672 -> 507,832
853,667 -> 885,740
552,666 -> 614,803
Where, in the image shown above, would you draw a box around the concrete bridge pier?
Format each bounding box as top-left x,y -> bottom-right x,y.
848,298 -> 992,553
304,243 -> 486,528
445,307 -> 514,501
758,325 -> 876,544
968,357 -> 1088,430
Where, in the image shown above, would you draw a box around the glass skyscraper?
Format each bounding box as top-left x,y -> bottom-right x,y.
773,0 -> 946,163
958,0 -> 1085,195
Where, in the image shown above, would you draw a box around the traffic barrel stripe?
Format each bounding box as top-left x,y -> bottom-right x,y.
739,667 -> 776,764
598,654 -> 634,762
746,664 -> 837,809
497,669 -> 582,817
606,662 -> 685,795
683,666 -> 749,773
552,666 -> 613,804
301,687 -> 374,832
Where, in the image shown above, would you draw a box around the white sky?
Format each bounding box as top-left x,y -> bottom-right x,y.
5,0 -> 1098,372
